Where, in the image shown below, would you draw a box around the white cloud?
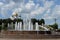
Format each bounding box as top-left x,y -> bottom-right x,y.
43,14 -> 54,19
51,5 -> 60,18
46,8 -> 51,14
30,0 -> 54,18
0,1 -> 16,18
43,5 -> 60,20
3,1 -> 15,9
42,12 -> 51,19
52,5 -> 60,16
25,0 -> 35,10
44,1 -> 54,9
0,0 -> 55,19
1,8 -> 7,18
0,2 -> 4,7
35,4 -> 40,9
31,7 -> 45,15
12,8 -> 22,16
22,0 -> 54,19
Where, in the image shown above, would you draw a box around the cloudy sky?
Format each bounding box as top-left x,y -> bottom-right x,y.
0,0 -> 60,28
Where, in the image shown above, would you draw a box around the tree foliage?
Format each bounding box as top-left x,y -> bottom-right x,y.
38,19 -> 45,25
31,18 -> 37,25
53,23 -> 58,29
49,23 -> 58,30
31,18 -> 45,25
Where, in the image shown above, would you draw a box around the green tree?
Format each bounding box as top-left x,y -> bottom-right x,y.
31,18 -> 37,25
40,19 -> 45,24
49,23 -> 58,30
38,19 -> 45,25
0,19 -> 2,25
53,23 -> 58,29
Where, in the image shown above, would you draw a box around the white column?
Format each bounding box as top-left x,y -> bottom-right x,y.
35,22 -> 39,31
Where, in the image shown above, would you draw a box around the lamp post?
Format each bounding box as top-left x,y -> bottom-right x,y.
54,18 -> 57,23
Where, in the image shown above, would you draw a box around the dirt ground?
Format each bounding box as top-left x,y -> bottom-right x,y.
0,38 -> 60,40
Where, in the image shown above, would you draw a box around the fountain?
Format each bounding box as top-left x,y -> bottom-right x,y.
35,22 -> 39,31
23,20 -> 26,30
17,22 -> 20,31
28,20 -> 31,30
19,22 -> 22,31
8,23 -> 10,28
15,22 -> 17,30
31,23 -> 33,30
28,20 -> 33,31
11,12 -> 40,31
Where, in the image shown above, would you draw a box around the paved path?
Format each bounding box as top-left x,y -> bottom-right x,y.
0,38 -> 60,40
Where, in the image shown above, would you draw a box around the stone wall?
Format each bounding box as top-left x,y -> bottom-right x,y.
2,31 -> 51,34
0,31 -> 60,39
